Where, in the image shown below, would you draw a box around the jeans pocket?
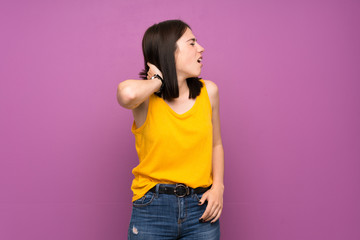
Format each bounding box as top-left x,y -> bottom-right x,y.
195,193 -> 204,202
133,191 -> 155,207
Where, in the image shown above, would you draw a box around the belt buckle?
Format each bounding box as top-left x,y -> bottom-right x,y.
174,183 -> 189,197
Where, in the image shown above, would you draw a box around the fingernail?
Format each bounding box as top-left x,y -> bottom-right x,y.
199,219 -> 205,223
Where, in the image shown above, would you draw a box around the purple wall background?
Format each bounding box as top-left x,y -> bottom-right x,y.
1,0 -> 359,239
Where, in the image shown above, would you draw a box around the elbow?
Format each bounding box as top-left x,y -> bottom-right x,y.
117,83 -> 136,109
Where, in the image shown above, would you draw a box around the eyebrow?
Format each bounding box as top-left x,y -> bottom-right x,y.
186,38 -> 197,42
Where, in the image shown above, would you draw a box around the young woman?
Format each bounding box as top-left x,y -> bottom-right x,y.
117,19 -> 224,240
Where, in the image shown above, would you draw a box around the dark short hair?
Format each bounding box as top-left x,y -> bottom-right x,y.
139,19 -> 203,100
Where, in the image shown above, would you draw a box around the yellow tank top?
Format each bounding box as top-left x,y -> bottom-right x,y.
130,79 -> 213,201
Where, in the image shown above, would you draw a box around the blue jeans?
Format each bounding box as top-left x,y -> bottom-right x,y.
128,184 -> 220,240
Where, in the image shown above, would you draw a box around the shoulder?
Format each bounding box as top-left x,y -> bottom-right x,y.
203,80 -> 218,97
202,80 -> 219,108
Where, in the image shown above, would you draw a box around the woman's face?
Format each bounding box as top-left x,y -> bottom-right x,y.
175,28 -> 205,80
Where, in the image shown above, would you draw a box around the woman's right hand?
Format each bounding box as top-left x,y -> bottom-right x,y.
146,62 -> 163,80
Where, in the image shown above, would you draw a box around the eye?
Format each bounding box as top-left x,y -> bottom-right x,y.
190,42 -> 195,46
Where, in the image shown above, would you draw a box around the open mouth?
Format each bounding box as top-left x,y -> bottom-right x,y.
197,57 -> 202,63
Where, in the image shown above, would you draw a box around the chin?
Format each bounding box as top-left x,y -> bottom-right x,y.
184,69 -> 201,79
193,71 -> 202,78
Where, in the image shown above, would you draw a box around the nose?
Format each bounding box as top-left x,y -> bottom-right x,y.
197,43 -> 204,53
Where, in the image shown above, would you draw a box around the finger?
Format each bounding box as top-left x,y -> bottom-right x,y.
210,209 -> 222,224
147,62 -> 156,70
198,192 -> 208,205
202,204 -> 217,221
200,201 -> 214,220
205,206 -> 219,222
203,200 -> 222,221
146,63 -> 163,78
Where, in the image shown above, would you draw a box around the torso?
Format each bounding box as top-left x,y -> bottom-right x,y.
164,96 -> 196,115
132,80 -> 215,129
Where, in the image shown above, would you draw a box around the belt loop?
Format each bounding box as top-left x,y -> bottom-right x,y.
155,184 -> 160,198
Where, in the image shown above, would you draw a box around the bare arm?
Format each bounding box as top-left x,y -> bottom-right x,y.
116,63 -> 163,109
199,80 -> 224,223
117,79 -> 161,109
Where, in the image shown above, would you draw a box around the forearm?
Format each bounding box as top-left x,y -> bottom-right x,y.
211,144 -> 224,190
117,79 -> 162,109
